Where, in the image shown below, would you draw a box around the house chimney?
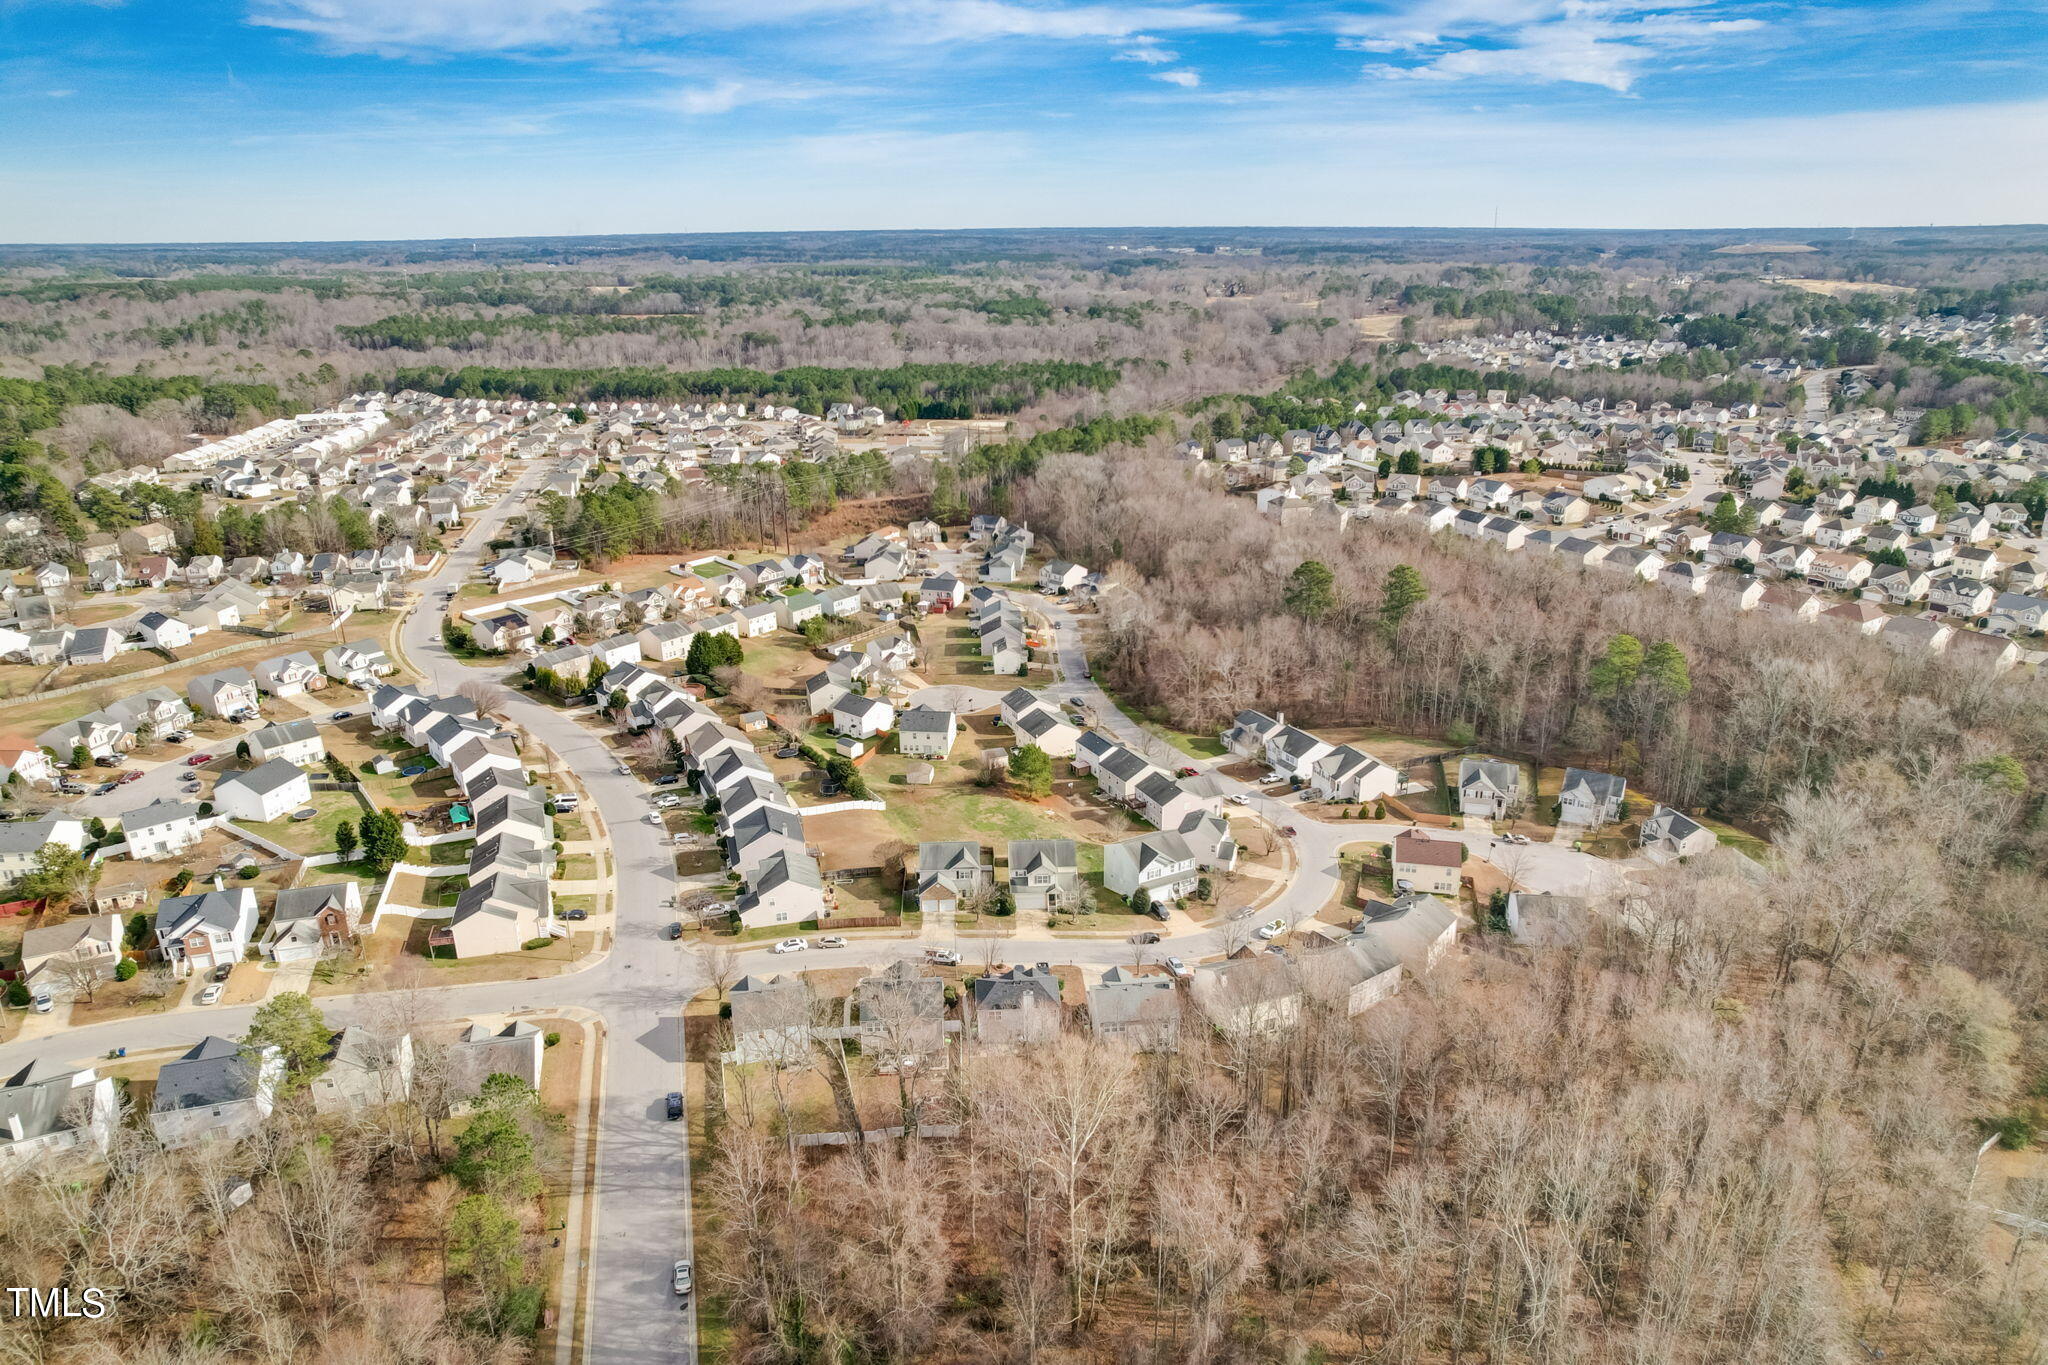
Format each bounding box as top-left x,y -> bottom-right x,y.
1275,710 -> 1286,728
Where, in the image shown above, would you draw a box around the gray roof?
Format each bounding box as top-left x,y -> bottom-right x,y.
253,718 -> 321,749
1008,839 -> 1077,876
896,706 -> 954,736
122,798 -> 199,833
974,963 -> 1061,1011
217,757 -> 308,799
152,1036 -> 265,1112
272,883 -> 356,923
0,1059 -> 92,1148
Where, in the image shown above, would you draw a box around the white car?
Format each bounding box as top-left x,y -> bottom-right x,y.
1254,919 -> 1287,941
1226,793 -> 1249,805
195,984 -> 224,1005
643,813 -> 662,825
673,1260 -> 693,1296
1164,956 -> 1190,978
817,935 -> 847,949
615,764 -> 632,776
770,938 -> 808,954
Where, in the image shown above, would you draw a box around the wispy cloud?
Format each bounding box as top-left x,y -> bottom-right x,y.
1151,66 -> 1200,85
1341,0 -> 1767,93
652,76 -> 861,115
249,0 -> 611,54
1115,36 -> 1179,62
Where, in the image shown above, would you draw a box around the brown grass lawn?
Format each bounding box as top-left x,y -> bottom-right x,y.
68,973 -> 182,1026
557,854 -> 597,881
312,918 -> 597,994
734,633 -> 828,692
0,633 -> 311,733
913,619 -> 1053,690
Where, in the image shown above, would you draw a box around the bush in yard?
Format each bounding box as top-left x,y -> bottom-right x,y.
238,865 -> 258,879
544,1031 -> 561,1047
115,959 -> 138,982
1196,876 -> 1213,901
6,980 -> 30,1007
359,759 -> 377,774
521,937 -> 553,951
126,911 -> 152,946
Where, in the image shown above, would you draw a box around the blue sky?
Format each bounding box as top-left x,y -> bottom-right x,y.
3,0 -> 2045,242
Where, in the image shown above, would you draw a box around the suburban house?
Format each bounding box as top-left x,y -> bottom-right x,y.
307,1027 -> 414,1114
136,611 -> 194,651
973,964 -> 1063,1047
831,694 -> 895,740
248,718 -> 325,767
149,1037 -> 283,1149
323,640 -> 394,688
440,875 -> 554,957
0,816 -> 87,882
188,667 -> 260,719
1557,768 -> 1627,827
0,742 -> 56,788
1308,745 -> 1401,804
18,914 -> 123,997
1103,831 -> 1198,905
1008,839 -> 1080,913
1087,967 -> 1180,1051
0,1060 -> 118,1173
1191,949 -> 1301,1035
1640,805 -> 1717,860
1391,829 -> 1463,897
254,651 -> 325,697
855,959 -> 949,1068
1037,561 -> 1088,594
119,799 -> 203,860
444,1022 -> 546,1110
154,886 -> 258,977
911,841 -> 992,914
1457,757 -> 1524,820
1356,893 -> 1464,973
212,758 -> 312,823
895,706 -> 958,759
727,974 -> 816,1066
262,882 -> 363,962
734,850 -> 828,930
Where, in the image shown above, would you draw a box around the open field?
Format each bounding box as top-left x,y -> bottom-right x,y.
1714,241 -> 1818,253
1780,278 -> 1917,297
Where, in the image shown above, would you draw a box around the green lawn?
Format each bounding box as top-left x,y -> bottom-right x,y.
242,788 -> 367,856
554,814 -> 590,841
1090,679 -> 1224,758
425,875 -> 468,907
1698,814 -> 1772,861
881,789 -> 1076,845
558,854 -> 598,880
407,838 -> 474,866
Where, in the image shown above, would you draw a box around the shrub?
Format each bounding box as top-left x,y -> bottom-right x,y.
359,759 -> 377,774
5,980 -> 30,1007
717,1002 -> 732,1019
1988,1114 -> 2036,1150
115,959 -> 138,982
238,864 -> 258,879
521,937 -> 553,951
544,1031 -> 561,1047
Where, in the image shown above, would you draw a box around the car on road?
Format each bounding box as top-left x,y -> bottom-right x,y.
1226,793 -> 1249,805
924,948 -> 961,965
1502,832 -> 1531,845
1177,766 -> 1199,777
771,938 -> 808,954
817,935 -> 847,949
94,782 -> 117,796
1165,957 -> 1190,978
665,1094 -> 684,1122
1255,918 -> 1287,941
1130,930 -> 1161,944
1281,826 -> 1298,838
615,764 -> 632,776
195,984 -> 224,1006
330,711 -> 353,721
673,1259 -> 693,1294
643,813 -> 662,825
117,769 -> 142,784
1227,906 -> 1253,921
186,753 -> 212,766
162,731 -> 190,744
667,923 -> 683,940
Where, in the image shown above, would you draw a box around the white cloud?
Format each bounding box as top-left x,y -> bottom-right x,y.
889,1 -> 1238,42
1342,0 -> 1766,93
1115,36 -> 1179,62
250,0 -> 610,53
654,77 -> 856,115
1151,67 -> 1200,86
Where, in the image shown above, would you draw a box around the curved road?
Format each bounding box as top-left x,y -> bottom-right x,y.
0,491 -> 1639,1362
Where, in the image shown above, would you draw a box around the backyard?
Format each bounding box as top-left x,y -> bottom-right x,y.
240,787 -> 368,857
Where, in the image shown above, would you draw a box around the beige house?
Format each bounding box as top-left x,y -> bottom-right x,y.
1390,829 -> 1463,897
19,914 -> 124,996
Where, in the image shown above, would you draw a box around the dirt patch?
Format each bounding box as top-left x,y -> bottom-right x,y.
1778,278 -> 1916,297
1713,241 -> 1818,254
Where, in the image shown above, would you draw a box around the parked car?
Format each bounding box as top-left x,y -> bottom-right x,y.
30,991 -> 52,1013
666,923 -> 683,940
1226,793 -> 1249,805
117,769 -> 142,784
195,984 -> 224,1006
1255,919 -> 1287,941
655,773 -> 682,786
673,1259 -> 693,1294
1130,930 -> 1161,945
161,731 -> 190,744
1165,957 -> 1190,978
213,963 -> 233,983
615,764 -> 632,776
93,782 -> 117,796
665,1094 -> 684,1121
186,753 -> 212,767
563,908 -> 588,921
1177,766 -> 1198,777
771,938 -> 808,955
330,711 -> 353,721
924,948 -> 960,965
643,813 -> 661,825
94,755 -> 121,768
817,935 -> 847,949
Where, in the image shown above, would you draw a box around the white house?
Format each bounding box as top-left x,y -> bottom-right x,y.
1102,831 -> 1198,904
120,798 -> 204,860
135,612 -> 194,651
212,758 -> 312,823
254,651 -> 324,697
188,668 -> 260,719
831,694 -> 895,740
248,718 -> 325,767
323,640 -> 393,688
